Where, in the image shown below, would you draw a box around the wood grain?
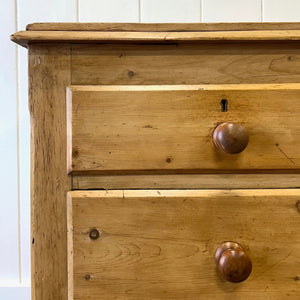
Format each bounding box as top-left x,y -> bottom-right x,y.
11,30 -> 300,48
68,189 -> 300,299
67,84 -> 300,175
71,43 -> 300,85
72,174 -> 300,190
26,22 -> 300,32
29,44 -> 71,300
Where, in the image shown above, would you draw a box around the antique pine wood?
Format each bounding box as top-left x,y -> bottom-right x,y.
68,189 -> 300,299
72,174 -> 300,189
11,30 -> 300,48
29,44 -> 71,300
25,22 -> 300,31
71,43 -> 300,85
67,84 -> 300,174
11,23 -> 300,300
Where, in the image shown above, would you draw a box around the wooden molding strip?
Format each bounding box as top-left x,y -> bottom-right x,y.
72,174 -> 300,190
11,30 -> 300,48
69,188 -> 300,198
26,22 -> 300,32
68,83 -> 300,92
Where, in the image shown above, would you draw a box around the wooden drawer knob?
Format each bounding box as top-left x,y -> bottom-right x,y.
213,122 -> 249,154
215,241 -> 252,283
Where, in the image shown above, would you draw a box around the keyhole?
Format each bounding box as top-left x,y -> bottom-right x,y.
220,99 -> 228,112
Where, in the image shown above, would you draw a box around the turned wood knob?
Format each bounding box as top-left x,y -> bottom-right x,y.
213,122 -> 249,154
215,241 -> 252,283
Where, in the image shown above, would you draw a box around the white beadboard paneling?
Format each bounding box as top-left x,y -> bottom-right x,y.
140,0 -> 201,23
17,0 -> 77,30
79,0 -> 139,22
0,286 -> 30,300
141,0 -> 201,23
263,0 -> 300,21
17,0 -> 77,284
0,0 -> 19,282
202,0 -> 261,22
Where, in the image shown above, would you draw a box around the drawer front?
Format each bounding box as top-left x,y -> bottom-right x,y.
67,189 -> 300,299
67,84 -> 300,175
71,43 -> 300,86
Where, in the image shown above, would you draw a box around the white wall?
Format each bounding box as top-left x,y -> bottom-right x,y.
2,0 -> 300,299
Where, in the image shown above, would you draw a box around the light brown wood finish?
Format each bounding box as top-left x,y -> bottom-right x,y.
68,83 -> 300,91
71,43 -> 300,85
30,44 -> 71,300
68,189 -> 300,299
26,22 -> 300,32
68,84 -> 300,175
10,30 -> 300,48
72,174 -> 300,190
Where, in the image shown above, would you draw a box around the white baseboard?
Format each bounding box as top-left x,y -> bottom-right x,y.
0,285 -> 30,300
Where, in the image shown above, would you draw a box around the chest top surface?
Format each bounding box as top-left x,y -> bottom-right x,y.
10,22 -> 300,48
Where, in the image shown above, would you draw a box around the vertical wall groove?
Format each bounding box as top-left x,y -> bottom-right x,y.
76,0 -> 79,22
138,0 -> 141,23
200,0 -> 202,22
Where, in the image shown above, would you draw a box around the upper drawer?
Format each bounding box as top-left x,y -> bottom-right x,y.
71,43 -> 300,85
67,84 -> 300,175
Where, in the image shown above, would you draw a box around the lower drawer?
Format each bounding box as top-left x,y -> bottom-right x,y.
67,189 -> 300,299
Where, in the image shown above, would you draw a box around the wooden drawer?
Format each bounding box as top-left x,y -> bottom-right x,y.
67,189 -> 300,299
71,43 -> 300,86
67,84 -> 300,175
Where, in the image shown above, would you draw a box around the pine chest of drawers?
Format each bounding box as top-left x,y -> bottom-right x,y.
11,23 -> 300,300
